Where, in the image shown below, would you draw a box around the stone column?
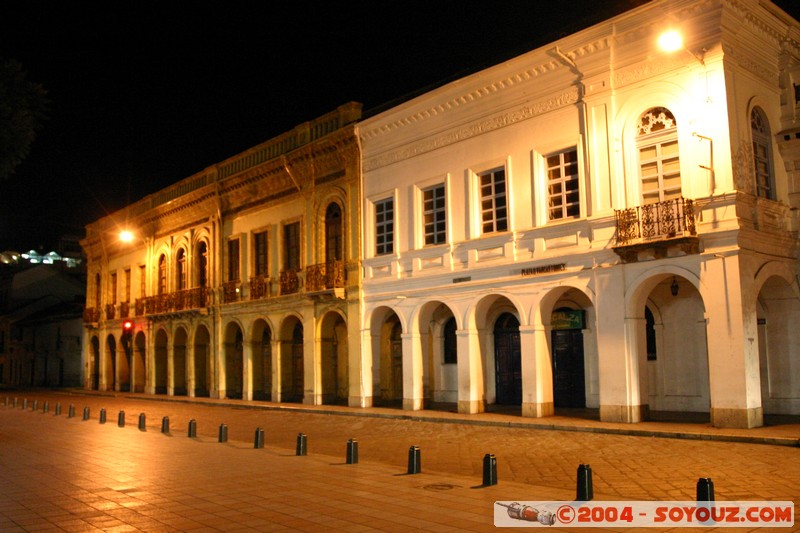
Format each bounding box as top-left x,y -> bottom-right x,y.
456,328 -> 484,414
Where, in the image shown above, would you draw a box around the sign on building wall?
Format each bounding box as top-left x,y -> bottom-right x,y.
551,309 -> 585,330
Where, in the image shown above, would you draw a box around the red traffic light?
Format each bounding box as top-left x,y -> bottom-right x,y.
122,320 -> 133,331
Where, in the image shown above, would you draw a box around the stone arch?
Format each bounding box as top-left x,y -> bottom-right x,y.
319,309 -> 348,405
279,315 -> 304,403
132,330 -> 146,393
411,300 -> 459,408
173,326 -> 188,396
223,321 -> 244,399
90,335 -> 100,390
192,324 -> 211,397
250,318 -> 273,401
154,328 -> 168,394
368,305 -> 404,407
104,334 -> 117,392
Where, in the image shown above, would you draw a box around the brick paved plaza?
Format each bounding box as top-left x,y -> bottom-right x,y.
0,389 -> 797,531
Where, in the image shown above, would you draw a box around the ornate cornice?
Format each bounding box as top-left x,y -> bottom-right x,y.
364,87 -> 580,171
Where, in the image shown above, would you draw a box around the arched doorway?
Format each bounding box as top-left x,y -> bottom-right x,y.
118,332 -> 131,392
320,312 -> 347,405
154,329 -> 168,394
173,327 -> 187,396
252,320 -> 272,401
104,335 -> 117,392
494,313 -> 521,405
193,326 -> 210,397
90,336 -> 100,390
280,317 -> 304,403
133,331 -> 146,393
224,323 -> 243,399
551,307 -> 586,408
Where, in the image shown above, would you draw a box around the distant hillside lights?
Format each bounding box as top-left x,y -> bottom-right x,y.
0,249 -> 82,268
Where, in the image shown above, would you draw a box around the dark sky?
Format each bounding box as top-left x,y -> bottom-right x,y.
1,0 -> 798,252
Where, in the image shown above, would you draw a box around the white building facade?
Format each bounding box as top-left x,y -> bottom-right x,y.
357,0 -> 800,428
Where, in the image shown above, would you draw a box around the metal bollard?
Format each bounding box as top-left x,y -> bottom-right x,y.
99,408 -> 107,424
68,404 -> 75,418
118,410 -> 125,427
296,433 -> 307,456
138,413 -> 146,431
55,403 -> 61,416
13,397 -> 18,408
696,478 -> 715,502
161,416 -> 170,434
82,406 -> 90,420
577,463 -> 594,501
32,400 -> 37,412
3,396 -> 6,407
346,438 -> 358,464
218,423 -> 228,443
482,454 -> 498,486
407,445 -> 421,474
188,419 -> 197,438
254,427 -> 264,449
42,401 -> 49,414
23,398 -> 28,410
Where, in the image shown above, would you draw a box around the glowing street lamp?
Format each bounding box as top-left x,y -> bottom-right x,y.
119,230 -> 134,243
658,29 -> 705,65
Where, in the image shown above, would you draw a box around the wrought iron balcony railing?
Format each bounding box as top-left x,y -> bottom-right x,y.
83,307 -> 100,323
249,275 -> 270,300
134,287 -> 209,316
280,270 -> 300,295
305,260 -> 345,292
614,198 -> 696,246
222,281 -> 241,303
119,301 -> 130,319
105,304 -> 116,320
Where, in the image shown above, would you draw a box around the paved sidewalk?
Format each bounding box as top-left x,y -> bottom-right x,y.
0,389 -> 797,531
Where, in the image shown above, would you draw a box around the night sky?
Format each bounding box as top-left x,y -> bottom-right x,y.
1,0 -> 798,252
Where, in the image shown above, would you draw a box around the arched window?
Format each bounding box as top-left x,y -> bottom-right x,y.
637,107 -> 681,204
157,254 -> 167,295
196,242 -> 208,288
751,107 -> 775,200
325,202 -> 343,262
176,249 -> 186,291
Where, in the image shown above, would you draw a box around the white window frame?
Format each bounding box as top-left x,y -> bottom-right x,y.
413,175 -> 449,249
373,195 -> 395,256
751,106 -> 775,200
544,146 -> 581,222
468,159 -> 511,238
636,107 -> 682,205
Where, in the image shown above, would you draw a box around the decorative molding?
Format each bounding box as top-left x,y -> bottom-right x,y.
364,87 -> 580,171
733,138 -> 755,193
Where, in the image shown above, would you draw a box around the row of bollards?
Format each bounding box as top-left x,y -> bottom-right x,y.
0,396 -> 719,499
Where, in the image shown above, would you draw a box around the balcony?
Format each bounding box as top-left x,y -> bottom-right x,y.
222,281 -> 241,303
280,270 -> 300,295
305,260 -> 345,292
83,307 -> 100,323
249,275 -> 270,300
119,301 -> 130,319
613,198 -> 699,263
105,304 -> 116,320
135,287 -> 209,316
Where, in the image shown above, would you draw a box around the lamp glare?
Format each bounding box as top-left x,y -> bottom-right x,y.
658,30 -> 683,53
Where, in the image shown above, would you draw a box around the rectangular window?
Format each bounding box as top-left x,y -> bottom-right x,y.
254,231 -> 268,276
109,273 -> 117,305
546,148 -> 580,220
423,184 -> 446,245
479,168 -> 508,233
284,222 -> 300,271
228,239 -> 240,282
375,197 -> 394,255
124,268 -> 131,303
639,139 -> 681,204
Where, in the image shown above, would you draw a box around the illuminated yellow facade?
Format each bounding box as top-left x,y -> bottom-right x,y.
82,103 -> 363,405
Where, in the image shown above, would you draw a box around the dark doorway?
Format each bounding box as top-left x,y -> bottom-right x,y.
551,328 -> 586,408
494,313 -> 521,405
290,323 -> 304,402
390,322 -> 403,401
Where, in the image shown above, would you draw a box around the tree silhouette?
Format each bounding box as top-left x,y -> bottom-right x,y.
0,58 -> 48,180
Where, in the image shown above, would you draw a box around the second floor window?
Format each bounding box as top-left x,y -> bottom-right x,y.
375,197 -> 394,255
196,242 -> 208,288
254,231 -> 268,277
284,222 -> 300,271
176,249 -> 187,290
423,184 -> 446,245
109,272 -> 117,305
546,148 -> 579,220
157,255 -> 167,295
139,265 -> 146,298
637,107 -> 681,204
124,268 -> 131,303
479,168 -> 508,234
325,203 -> 343,262
751,107 -> 775,200
228,239 -> 240,282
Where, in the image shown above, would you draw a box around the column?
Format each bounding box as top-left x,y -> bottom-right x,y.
456,327 -> 484,414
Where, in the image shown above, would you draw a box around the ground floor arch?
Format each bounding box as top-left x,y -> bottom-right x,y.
224,322 -> 243,399
193,325 -> 211,397
251,319 -> 272,401
319,311 -> 347,405
154,328 -> 168,394
172,327 -> 188,396
280,316 -> 304,403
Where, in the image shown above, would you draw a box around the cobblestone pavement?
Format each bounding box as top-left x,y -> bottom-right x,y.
0,388 -> 797,531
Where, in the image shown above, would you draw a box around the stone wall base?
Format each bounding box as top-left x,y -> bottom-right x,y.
711,407 -> 763,428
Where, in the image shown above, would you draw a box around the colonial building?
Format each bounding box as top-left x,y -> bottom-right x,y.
358,0 -> 800,427
81,103 -> 363,405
